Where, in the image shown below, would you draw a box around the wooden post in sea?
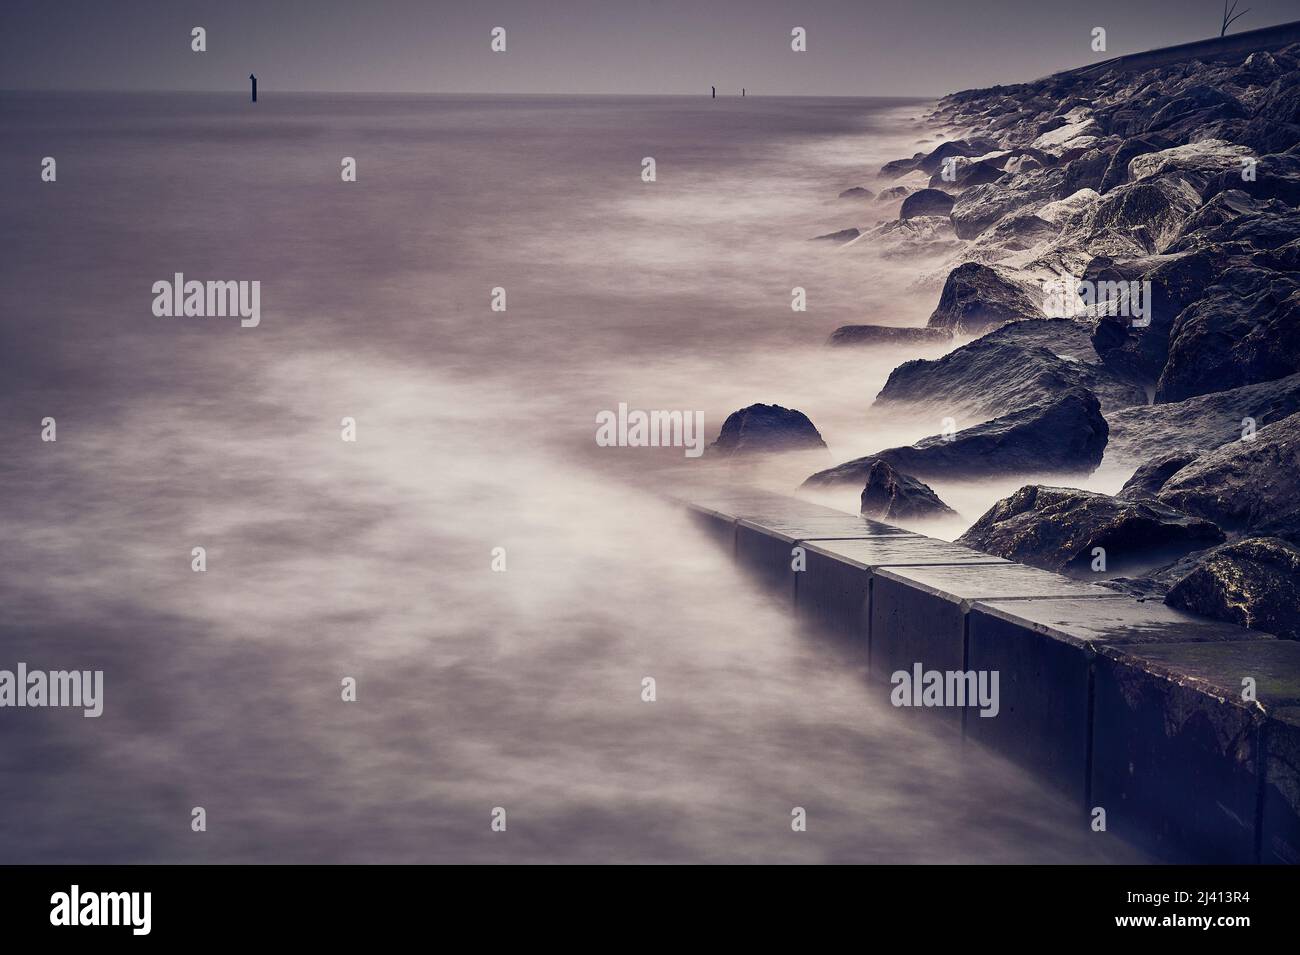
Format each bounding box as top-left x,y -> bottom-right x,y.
711,86 -> 715,99
250,74 -> 258,103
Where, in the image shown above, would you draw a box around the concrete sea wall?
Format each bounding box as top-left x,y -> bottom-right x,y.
680,488 -> 1300,864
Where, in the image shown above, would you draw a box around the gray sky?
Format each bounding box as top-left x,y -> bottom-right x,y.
2,0 -> 1296,96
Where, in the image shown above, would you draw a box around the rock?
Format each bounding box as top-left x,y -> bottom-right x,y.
1156,267 -> 1300,402
927,156 -> 1007,189
1098,134 -> 1176,193
876,186 -> 915,202
1105,373 -> 1300,468
950,166 -> 1068,239
1127,140 -> 1254,196
899,188 -> 956,219
804,388 -> 1108,486
874,318 -> 1147,417
1256,71 -> 1300,127
1084,177 -> 1202,257
826,325 -> 952,347
1030,116 -> 1102,157
1061,146 -> 1115,193
1086,248 -> 1225,383
838,186 -> 875,200
1156,411 -> 1300,544
1207,152 -> 1300,207
1142,85 -> 1248,139
1164,537 -> 1300,640
810,228 -> 860,244
926,262 -> 1042,333
880,138 -> 998,179
859,460 -> 958,521
708,404 -> 828,457
956,485 -> 1224,575
1117,449 -> 1201,499
864,215 -> 962,258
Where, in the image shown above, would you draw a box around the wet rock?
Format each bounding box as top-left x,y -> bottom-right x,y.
859,460 -> 958,522
1098,134 -> 1176,193
864,215 -> 961,258
1256,71 -> 1300,127
804,388 -> 1108,486
1105,373 -> 1300,468
880,138 -> 998,179
1207,152 -> 1300,207
1142,85 -> 1248,139
1118,449 -> 1201,499
926,262 -> 1042,333
1084,177 -> 1202,257
957,485 -> 1224,575
950,166 -> 1068,239
875,318 -> 1146,417
810,228 -> 860,244
1156,267 -> 1300,402
876,185 -> 915,202
708,404 -> 828,457
927,156 -> 1008,189
826,325 -> 951,347
838,186 -> 875,200
899,188 -> 956,219
1165,537 -> 1300,639
1157,411 -> 1300,543
1127,140 -> 1255,196
1086,248 -> 1224,383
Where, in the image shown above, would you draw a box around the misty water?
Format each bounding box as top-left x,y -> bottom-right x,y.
0,92 -> 1145,862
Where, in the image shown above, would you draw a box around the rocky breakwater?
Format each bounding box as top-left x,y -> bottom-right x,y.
809,31 -> 1300,639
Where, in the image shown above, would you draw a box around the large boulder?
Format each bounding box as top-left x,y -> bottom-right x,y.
926,262 -> 1042,333
1085,248 -> 1224,383
950,166 -> 1068,239
826,325 -> 951,347
1117,449 -> 1201,500
1084,177 -> 1202,257
1156,267 -> 1300,402
859,460 -> 957,522
1165,537 -> 1300,639
1105,373 -> 1300,468
880,138 -> 998,179
1127,140 -> 1255,197
1098,134 -> 1176,193
838,186 -> 875,200
804,388 -> 1108,486
899,188 -> 955,220
957,485 -> 1224,575
1157,411 -> 1300,544
875,318 -> 1146,417
1206,152 -> 1300,207
708,404 -> 827,457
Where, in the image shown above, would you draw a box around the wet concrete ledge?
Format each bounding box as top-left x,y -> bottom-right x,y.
676,487 -> 1300,864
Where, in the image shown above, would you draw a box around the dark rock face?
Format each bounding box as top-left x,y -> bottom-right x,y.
1156,411 -> 1300,544
927,156 -> 1007,189
859,460 -> 957,522
874,319 -> 1146,416
708,404 -> 828,457
899,188 -> 956,219
1165,537 -> 1300,640
926,262 -> 1041,333
838,186 -> 875,200
1117,449 -> 1201,499
1098,134 -> 1175,193
1105,373 -> 1300,467
810,228 -> 861,243
876,186 -> 915,202
949,167 -> 1067,239
1084,177 -> 1201,256
804,388 -> 1108,486
880,138 -> 997,179
1207,153 -> 1300,206
1156,267 -> 1300,402
957,485 -> 1224,574
1086,248 -> 1223,384
826,325 -> 951,347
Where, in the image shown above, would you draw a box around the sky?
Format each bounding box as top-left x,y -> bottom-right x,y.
1,0 -> 1297,97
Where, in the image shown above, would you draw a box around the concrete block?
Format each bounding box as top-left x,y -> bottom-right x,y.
1264,707 -> 1300,865
734,515 -> 913,602
797,537 -> 1008,648
1092,639 -> 1300,863
870,564 -> 1122,683
967,597 -> 1264,805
